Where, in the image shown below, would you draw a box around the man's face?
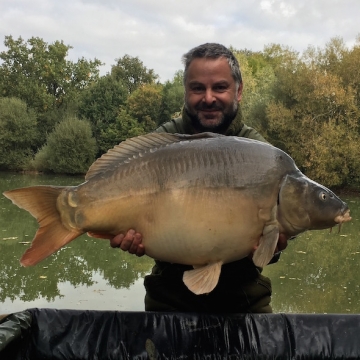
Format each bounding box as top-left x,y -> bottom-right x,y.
184,57 -> 243,132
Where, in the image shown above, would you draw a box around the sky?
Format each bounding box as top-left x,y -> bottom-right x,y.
0,0 -> 359,83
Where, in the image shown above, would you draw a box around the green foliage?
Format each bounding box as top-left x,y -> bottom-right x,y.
77,74 -> 128,154
111,54 -> 158,94
263,53 -> 360,187
33,116 -> 97,174
88,109 -> 147,156
125,83 -> 162,132
333,36 -> 360,108
231,48 -> 277,131
116,109 -> 148,139
78,79 -> 160,156
35,104 -> 81,147
1,34 -> 360,187
78,74 -> 128,126
232,38 -> 360,188
0,97 -> 38,170
244,65 -> 277,130
0,35 -> 102,114
159,70 -> 184,124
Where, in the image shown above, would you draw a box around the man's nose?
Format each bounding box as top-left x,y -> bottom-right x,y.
203,89 -> 215,104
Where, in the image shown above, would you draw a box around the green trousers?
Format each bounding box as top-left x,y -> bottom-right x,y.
144,257 -> 272,313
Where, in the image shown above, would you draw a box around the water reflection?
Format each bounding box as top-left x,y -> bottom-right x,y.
264,196 -> 360,313
0,172 -> 154,313
1,172 -> 359,314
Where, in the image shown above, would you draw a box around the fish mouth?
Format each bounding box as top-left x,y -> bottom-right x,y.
332,209 -> 351,233
334,209 -> 352,224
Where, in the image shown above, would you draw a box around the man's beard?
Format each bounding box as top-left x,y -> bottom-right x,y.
185,101 -> 238,133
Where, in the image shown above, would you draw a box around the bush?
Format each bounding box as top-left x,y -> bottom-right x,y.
33,116 -> 97,174
0,97 -> 38,170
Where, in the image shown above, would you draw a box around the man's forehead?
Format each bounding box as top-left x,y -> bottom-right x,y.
186,57 -> 233,82
188,56 -> 230,68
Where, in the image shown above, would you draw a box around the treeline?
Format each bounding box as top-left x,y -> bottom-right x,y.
0,35 -> 359,188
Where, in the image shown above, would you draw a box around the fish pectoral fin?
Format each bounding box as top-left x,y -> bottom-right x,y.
252,224 -> 279,268
182,261 -> 223,295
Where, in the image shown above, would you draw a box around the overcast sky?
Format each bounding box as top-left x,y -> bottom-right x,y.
1,0 -> 359,82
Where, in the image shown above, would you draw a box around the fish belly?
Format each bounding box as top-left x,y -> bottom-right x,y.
69,185 -> 272,266
120,188 -> 268,266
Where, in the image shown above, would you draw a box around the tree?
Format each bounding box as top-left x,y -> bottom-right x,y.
0,35 -> 102,114
94,108 -> 151,155
78,75 -> 128,126
111,54 -> 158,94
33,116 -> 97,174
242,64 -> 277,131
77,74 -> 128,154
264,58 -> 360,187
159,70 -> 184,124
77,77 -> 160,155
125,83 -> 162,132
336,35 -> 360,108
116,109 -> 148,140
0,97 -> 38,170
311,37 -> 348,75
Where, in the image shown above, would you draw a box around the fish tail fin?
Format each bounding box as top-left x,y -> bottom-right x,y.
3,186 -> 82,266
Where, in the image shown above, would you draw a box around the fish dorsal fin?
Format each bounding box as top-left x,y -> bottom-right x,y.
85,133 -> 178,180
85,132 -> 222,180
183,261 -> 223,295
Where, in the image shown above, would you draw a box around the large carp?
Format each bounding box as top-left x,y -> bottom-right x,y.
3,133 -> 351,295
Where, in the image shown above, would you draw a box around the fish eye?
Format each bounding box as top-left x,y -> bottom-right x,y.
319,192 -> 327,201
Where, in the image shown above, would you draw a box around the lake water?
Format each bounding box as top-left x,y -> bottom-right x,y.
0,172 -> 359,314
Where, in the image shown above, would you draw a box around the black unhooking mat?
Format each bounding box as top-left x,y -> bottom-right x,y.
1,308 -> 360,359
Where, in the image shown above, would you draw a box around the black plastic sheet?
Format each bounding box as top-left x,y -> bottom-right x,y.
1,308 -> 360,359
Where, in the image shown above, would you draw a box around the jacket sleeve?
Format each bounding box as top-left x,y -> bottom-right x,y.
154,117 -> 185,134
237,124 -> 269,143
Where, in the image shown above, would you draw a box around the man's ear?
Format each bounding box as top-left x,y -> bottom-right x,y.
237,82 -> 243,102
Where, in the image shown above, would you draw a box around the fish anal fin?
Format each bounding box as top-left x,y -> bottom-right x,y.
183,261 -> 223,295
252,224 -> 279,268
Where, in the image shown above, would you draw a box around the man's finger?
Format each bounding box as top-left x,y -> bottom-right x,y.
110,233 -> 125,248
119,230 -> 135,251
128,233 -> 145,256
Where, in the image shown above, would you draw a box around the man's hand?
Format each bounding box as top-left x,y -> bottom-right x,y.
110,229 -> 145,257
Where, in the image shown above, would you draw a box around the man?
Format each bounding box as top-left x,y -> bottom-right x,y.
110,43 -> 288,313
